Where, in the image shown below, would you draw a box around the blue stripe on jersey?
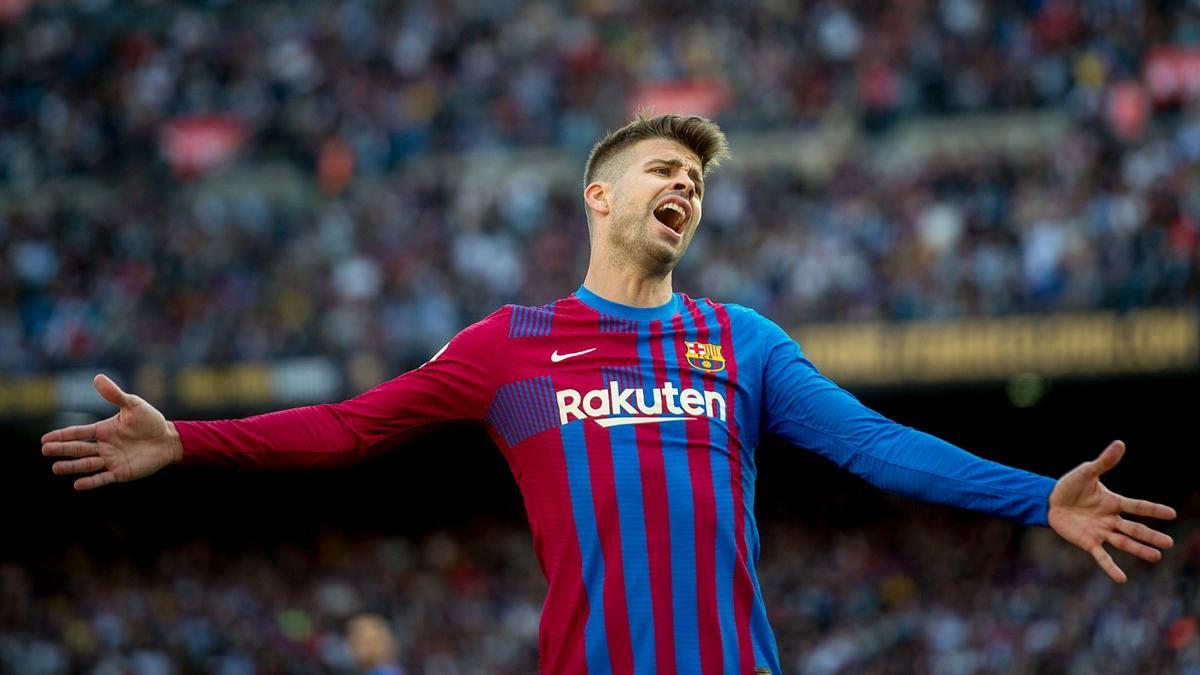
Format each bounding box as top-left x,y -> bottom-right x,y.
606,396 -> 657,675
512,305 -> 527,338
744,496 -> 776,671
633,323 -> 656,412
507,381 -> 532,443
654,320 -> 702,672
485,376 -> 558,447
724,308 -> 782,673
510,305 -> 554,337
516,378 -> 540,440
561,419 -> 613,675
750,581 -> 776,672
515,380 -> 537,443
689,302 -> 740,673
602,362 -> 655,673
601,367 -> 641,401
485,383 -> 521,447
535,377 -> 558,430
600,314 -> 638,333
619,366 -> 641,390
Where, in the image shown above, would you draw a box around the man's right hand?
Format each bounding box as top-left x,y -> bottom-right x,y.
41,374 -> 183,491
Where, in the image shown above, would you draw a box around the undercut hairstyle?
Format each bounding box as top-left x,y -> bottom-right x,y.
584,111 -> 731,186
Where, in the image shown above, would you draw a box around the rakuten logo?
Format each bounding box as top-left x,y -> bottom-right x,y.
555,381 -> 726,427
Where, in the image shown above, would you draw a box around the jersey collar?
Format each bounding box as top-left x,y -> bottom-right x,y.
574,284 -> 681,322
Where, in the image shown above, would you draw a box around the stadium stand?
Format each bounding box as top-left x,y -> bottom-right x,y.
1,0 -> 1197,374
3,1 -> 1198,673
3,509 -> 1198,674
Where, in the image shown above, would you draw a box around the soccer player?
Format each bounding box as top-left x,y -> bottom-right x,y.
43,113 -> 1176,675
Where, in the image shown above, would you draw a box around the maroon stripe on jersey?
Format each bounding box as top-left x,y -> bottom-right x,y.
581,354 -> 636,673
529,298 -> 588,673
709,300 -> 756,674
570,303 -> 640,672
671,312 -> 724,675
641,320 -> 677,675
684,299 -> 741,672
529,396 -> 590,674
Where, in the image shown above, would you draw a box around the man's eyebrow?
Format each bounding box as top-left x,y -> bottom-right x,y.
644,157 -> 705,189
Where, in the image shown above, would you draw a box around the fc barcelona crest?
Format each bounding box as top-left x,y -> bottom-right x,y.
684,341 -> 725,373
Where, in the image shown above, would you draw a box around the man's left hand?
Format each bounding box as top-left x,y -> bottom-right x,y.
1048,440 -> 1176,583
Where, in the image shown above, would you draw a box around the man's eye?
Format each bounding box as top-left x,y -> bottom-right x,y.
653,167 -> 669,174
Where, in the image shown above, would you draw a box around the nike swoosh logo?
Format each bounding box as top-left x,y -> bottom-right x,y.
551,347 -> 597,363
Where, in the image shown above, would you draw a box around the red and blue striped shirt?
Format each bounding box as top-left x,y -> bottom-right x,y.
176,286 -> 1055,674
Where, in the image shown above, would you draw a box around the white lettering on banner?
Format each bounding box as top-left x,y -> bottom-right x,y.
555,381 -> 726,426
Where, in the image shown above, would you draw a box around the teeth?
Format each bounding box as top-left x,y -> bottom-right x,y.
654,201 -> 687,232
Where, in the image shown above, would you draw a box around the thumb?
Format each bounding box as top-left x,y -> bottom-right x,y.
94,373 -> 132,409
1089,440 -> 1125,477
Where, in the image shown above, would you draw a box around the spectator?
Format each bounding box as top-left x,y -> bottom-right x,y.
1,506 -> 1196,673
1,1 -> 1198,374
346,614 -> 405,675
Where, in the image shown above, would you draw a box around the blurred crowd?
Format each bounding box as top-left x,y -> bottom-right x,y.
1,0 -> 1200,373
4,3 -> 1199,673
0,527 -> 544,675
2,504 -> 1198,675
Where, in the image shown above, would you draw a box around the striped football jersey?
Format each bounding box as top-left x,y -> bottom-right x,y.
177,285 -> 1055,674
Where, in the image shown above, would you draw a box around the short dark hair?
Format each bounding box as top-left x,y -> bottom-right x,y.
584,111 -> 730,186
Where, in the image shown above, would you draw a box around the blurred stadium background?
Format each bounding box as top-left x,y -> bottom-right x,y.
2,0 -> 1199,673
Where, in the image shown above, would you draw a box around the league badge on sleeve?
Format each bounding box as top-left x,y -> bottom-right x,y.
684,341 -> 725,373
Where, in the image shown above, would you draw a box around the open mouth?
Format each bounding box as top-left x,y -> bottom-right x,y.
653,201 -> 687,234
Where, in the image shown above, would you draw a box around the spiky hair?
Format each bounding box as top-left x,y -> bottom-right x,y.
584,111 -> 730,185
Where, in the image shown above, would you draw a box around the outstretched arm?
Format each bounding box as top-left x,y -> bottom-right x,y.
42,374 -> 183,491
747,308 -> 1176,580
42,308 -> 509,488
1048,440 -> 1176,583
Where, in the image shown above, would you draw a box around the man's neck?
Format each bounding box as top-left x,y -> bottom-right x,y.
581,264 -> 674,308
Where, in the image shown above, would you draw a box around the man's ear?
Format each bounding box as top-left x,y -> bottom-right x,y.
583,181 -> 611,217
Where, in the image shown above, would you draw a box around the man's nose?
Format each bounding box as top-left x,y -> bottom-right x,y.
672,175 -> 695,198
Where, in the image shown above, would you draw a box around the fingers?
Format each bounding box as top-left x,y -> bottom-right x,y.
41,423 -> 98,444
1117,518 -> 1174,549
1088,440 -> 1125,477
1106,532 -> 1162,563
42,440 -> 100,458
94,373 -> 132,409
1118,496 -> 1177,521
52,456 -> 107,476
74,471 -> 117,491
1090,545 -> 1127,584
1089,519 -> 1173,584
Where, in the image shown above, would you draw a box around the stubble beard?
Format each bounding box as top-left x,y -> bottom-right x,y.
607,201 -> 683,278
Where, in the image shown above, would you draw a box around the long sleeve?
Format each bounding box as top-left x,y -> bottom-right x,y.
756,313 -> 1055,526
174,308 -> 509,470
